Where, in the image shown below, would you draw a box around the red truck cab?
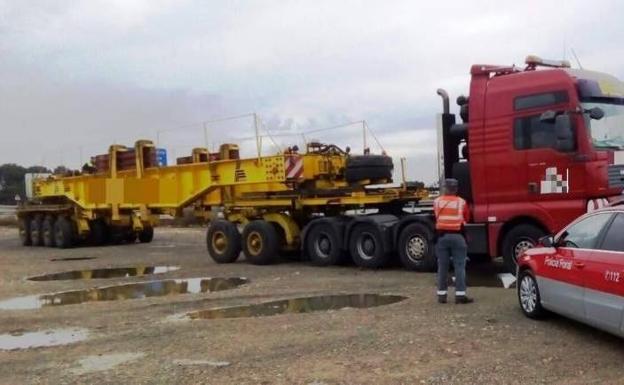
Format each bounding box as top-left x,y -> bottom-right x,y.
438,55 -> 624,272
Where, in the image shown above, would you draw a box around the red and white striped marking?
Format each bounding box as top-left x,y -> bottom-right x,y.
587,198 -> 610,213
285,156 -> 303,179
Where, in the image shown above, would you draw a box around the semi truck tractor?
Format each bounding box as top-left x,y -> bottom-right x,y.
16,55 -> 624,273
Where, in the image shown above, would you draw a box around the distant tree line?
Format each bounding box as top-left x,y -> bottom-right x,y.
0,164 -> 68,204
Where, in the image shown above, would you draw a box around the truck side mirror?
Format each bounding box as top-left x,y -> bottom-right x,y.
588,106 -> 605,120
540,110 -> 557,123
555,114 -> 575,152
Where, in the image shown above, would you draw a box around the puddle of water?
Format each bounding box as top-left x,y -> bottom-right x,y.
27,266 -> 180,281
71,352 -> 145,375
50,257 -> 97,262
173,359 -> 231,367
0,328 -> 89,350
186,294 -> 406,320
0,277 -> 248,310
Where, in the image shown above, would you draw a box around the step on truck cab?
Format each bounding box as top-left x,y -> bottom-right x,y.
438,55 -> 624,272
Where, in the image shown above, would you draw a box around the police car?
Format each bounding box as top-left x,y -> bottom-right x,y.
517,207 -> 624,336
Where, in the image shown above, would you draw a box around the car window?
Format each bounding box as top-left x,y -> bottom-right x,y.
598,213 -> 624,252
559,212 -> 613,249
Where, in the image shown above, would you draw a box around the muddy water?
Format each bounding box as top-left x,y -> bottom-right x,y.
187,293 -> 406,320
0,328 -> 89,350
28,266 -> 180,281
0,277 -> 248,310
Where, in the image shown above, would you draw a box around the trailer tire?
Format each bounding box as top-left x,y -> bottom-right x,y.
42,215 -> 56,247
502,224 -> 545,274
349,223 -> 389,268
138,226 -> 154,243
242,220 -> 279,265
347,155 -> 393,168
125,230 -> 138,244
398,222 -> 435,271
30,216 -> 43,247
207,220 -> 241,263
345,166 -> 393,183
54,216 -> 74,249
89,219 -> 109,246
18,217 -> 32,246
307,223 -> 343,266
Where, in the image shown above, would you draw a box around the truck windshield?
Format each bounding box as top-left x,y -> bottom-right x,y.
582,99 -> 624,150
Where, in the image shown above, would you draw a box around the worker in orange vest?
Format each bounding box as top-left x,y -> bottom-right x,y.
434,178 -> 473,304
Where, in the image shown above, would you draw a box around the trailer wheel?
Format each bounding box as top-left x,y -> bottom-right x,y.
349,223 -> 389,268
242,220 -> 279,265
42,215 -> 56,247
398,222 -> 435,271
138,226 -> 154,243
30,216 -> 43,247
18,217 -> 32,246
502,224 -> 545,274
54,216 -> 75,249
125,230 -> 138,244
307,223 -> 343,266
89,219 -> 109,246
206,220 -> 241,263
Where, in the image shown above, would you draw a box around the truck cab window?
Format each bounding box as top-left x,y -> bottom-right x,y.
514,115 -> 557,149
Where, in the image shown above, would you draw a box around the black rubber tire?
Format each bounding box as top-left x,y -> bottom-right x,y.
345,166 -> 393,183
206,220 -> 242,263
242,220 -> 279,265
30,216 -> 43,247
397,222 -> 436,271
18,217 -> 31,246
347,155 -> 393,168
53,216 -> 75,249
517,270 -> 546,319
138,226 -> 154,243
89,219 -> 109,245
349,223 -> 389,268
502,224 -> 546,274
125,230 -> 138,244
109,226 -> 126,245
307,223 -> 344,266
42,215 -> 56,247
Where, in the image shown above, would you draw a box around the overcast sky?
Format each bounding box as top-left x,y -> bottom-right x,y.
1,0 -> 623,182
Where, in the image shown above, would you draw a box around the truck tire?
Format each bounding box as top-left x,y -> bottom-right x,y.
18,217 -> 31,246
346,155 -> 393,168
242,220 -> 279,265
30,216 -> 43,247
138,226 -> 154,243
307,223 -> 343,266
89,219 -> 109,245
502,224 -> 545,274
345,166 -> 393,183
397,222 -> 436,271
125,230 -> 138,244
349,223 -> 389,268
54,216 -> 75,249
206,220 -> 241,263
42,215 -> 56,247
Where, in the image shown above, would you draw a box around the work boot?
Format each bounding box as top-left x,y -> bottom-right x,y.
455,295 -> 474,304
437,294 -> 447,304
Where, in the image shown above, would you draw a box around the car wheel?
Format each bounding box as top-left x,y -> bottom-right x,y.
517,270 -> 545,319
502,224 -> 545,274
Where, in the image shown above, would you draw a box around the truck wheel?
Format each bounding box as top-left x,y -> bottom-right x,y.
138,226 -> 154,243
30,216 -> 43,246
242,220 -> 279,265
206,220 -> 241,263
125,230 -> 138,243
42,215 -> 56,247
307,223 -> 343,266
89,219 -> 109,245
502,224 -> 545,274
18,217 -> 32,246
349,223 -> 389,268
518,270 -> 546,319
397,222 -> 435,271
54,216 -> 75,249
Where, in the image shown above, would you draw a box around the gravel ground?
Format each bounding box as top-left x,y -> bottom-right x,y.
0,226 -> 622,385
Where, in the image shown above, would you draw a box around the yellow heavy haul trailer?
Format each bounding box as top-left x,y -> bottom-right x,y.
17,140 -> 437,270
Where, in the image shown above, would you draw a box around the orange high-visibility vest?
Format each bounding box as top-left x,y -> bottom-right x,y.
433,195 -> 469,232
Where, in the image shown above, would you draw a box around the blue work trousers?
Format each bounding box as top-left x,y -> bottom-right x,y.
435,233 -> 467,296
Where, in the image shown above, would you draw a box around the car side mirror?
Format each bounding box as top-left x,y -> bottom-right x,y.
540,110 -> 557,123
588,106 -> 605,120
539,235 -> 555,247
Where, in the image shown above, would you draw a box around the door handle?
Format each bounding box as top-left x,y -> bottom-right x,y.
574,262 -> 585,269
